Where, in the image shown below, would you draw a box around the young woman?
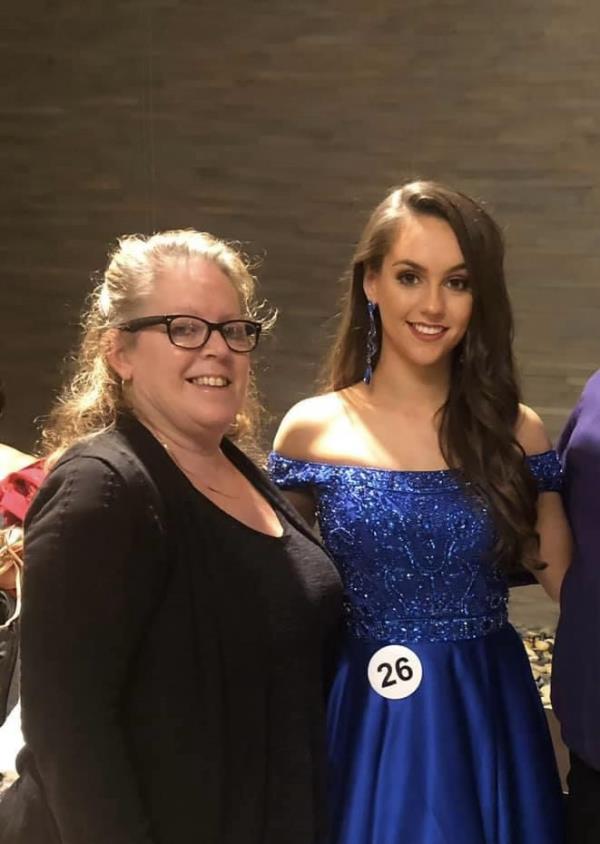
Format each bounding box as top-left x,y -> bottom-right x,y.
270,182 -> 571,844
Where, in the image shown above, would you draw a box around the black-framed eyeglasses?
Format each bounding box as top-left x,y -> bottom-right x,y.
117,314 -> 262,353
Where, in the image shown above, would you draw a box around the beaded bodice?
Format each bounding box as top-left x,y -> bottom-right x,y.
268,452 -> 562,644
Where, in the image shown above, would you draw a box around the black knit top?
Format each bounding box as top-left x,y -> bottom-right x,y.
0,417 -> 342,844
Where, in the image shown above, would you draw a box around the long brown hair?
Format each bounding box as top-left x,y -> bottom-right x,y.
323,181 -> 540,574
42,230 -> 274,461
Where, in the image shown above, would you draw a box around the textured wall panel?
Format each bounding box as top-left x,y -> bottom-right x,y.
2,0 -> 600,449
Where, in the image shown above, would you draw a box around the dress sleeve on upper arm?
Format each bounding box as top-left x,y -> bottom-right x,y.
267,452 -> 324,491
526,451 -> 563,494
20,455 -> 164,844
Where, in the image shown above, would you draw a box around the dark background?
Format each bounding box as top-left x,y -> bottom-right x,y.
2,0 -> 600,452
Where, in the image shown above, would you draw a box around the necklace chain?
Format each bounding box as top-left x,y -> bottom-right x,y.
159,439 -> 241,499
200,481 -> 240,499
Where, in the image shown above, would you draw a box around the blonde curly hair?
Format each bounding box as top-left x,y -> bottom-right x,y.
42,230 -> 274,460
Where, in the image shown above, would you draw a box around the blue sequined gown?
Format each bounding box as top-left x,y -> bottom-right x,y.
268,451 -> 565,844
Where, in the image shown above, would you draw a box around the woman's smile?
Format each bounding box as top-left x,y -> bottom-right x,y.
406,321 -> 449,341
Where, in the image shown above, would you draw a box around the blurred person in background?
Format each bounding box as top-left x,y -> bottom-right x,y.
553,368 -> 600,843
0,383 -> 44,781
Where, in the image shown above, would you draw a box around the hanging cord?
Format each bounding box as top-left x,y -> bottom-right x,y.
142,0 -> 157,231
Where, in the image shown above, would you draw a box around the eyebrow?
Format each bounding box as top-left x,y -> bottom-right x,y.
391,259 -> 468,273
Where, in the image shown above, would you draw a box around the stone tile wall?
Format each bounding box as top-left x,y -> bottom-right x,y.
2,0 -> 600,450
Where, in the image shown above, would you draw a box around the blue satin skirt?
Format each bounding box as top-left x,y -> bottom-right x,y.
327,625 -> 564,844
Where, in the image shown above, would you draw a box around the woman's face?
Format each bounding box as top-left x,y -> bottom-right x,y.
110,258 -> 250,446
364,213 -> 473,372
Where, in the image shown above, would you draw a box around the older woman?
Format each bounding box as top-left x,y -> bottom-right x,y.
0,231 -> 342,844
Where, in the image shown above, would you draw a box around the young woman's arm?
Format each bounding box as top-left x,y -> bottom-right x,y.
271,399 -> 327,527
517,405 -> 572,602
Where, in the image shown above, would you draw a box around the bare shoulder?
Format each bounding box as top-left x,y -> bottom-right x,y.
273,392 -> 345,460
515,404 -> 553,455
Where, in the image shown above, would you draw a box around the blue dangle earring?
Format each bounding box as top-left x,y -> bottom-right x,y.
363,299 -> 379,384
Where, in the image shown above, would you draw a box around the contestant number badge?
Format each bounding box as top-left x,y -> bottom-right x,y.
367,645 -> 423,700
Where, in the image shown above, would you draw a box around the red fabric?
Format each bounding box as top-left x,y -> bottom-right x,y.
0,460 -> 46,525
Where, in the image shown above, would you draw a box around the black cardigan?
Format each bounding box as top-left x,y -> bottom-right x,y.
0,417 -> 340,844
